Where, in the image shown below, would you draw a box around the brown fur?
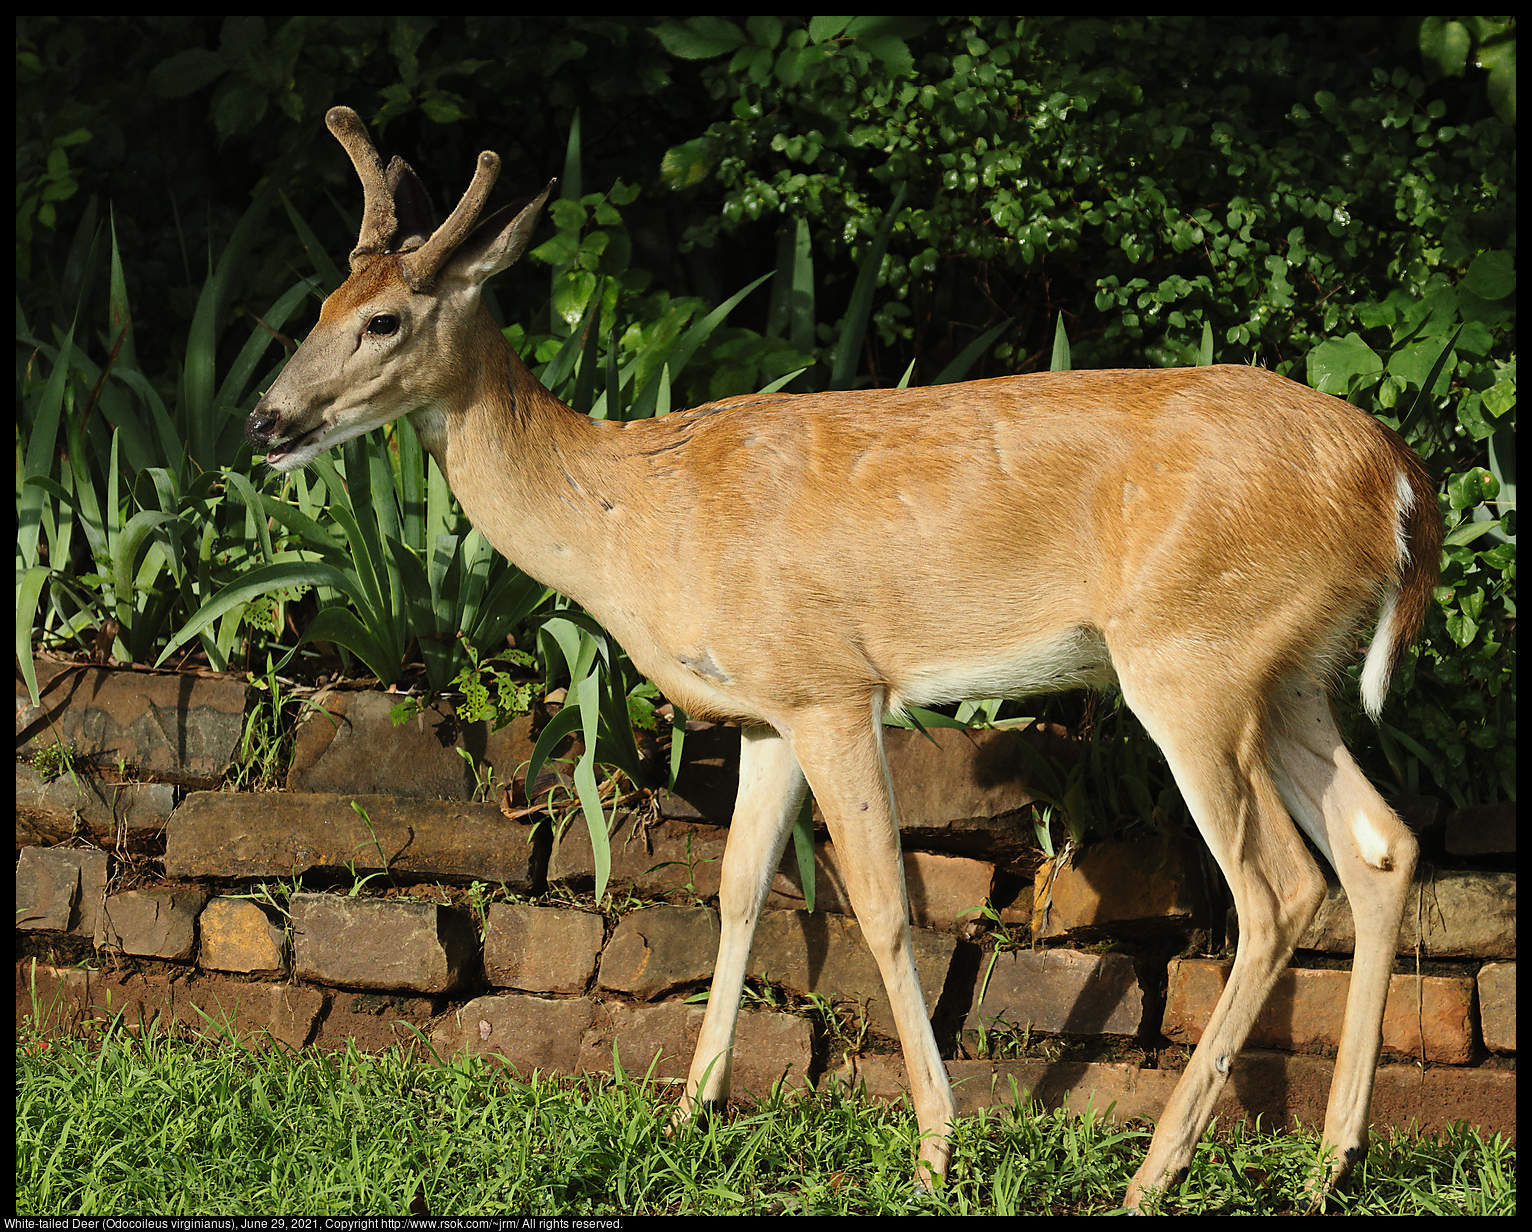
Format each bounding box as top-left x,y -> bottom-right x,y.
247,109 -> 1444,1210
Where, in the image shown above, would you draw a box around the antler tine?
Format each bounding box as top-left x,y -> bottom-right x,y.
325,106 -> 398,267
398,149 -> 503,292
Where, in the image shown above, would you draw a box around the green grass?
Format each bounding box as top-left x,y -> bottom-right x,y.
15,1024 -> 1514,1216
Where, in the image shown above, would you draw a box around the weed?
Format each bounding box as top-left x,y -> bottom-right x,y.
30,735 -> 78,782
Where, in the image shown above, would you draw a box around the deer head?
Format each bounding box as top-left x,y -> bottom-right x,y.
246,106 -> 553,472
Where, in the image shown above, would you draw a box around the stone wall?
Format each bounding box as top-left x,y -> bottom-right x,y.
15,657 -> 1517,1140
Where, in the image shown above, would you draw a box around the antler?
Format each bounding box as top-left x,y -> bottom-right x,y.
324,105 -> 501,291
325,106 -> 401,267
398,149 -> 501,291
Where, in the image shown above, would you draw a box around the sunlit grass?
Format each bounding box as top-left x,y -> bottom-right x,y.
15,1023 -> 1514,1216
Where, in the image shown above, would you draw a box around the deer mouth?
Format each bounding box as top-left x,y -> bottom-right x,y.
263,425 -> 323,469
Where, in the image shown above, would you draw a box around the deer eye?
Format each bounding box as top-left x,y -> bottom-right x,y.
366,314 -> 400,337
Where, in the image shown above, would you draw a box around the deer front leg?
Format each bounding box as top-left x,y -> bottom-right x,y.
678,726 -> 807,1121
788,700 -> 957,1190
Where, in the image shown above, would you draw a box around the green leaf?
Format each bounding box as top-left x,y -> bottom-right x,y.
1197,319 -> 1214,366
148,47 -> 229,99
808,16 -> 853,43
660,138 -> 714,192
637,275 -> 772,413
652,17 -> 748,60
1461,250 -> 1514,301
525,703 -> 584,811
157,560 -> 366,668
1448,468 -> 1498,511
884,705 -> 969,733
574,670 -> 611,899
933,319 -> 1011,384
746,15 -> 783,49
111,511 -> 181,625
1443,517 -> 1502,547
298,606 -> 401,685
1306,333 -> 1382,394
1445,607 -> 1479,648
595,639 -> 646,784
1396,324 -> 1464,439
19,324 -> 80,574
1418,18 -> 1472,79
1388,338 -> 1456,393
16,567 -> 51,707
791,795 -> 816,914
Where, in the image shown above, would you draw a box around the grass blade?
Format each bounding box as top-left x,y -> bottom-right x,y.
1050,312 -> 1072,372
16,567 -> 51,706
574,669 -> 612,899
932,319 -> 1011,385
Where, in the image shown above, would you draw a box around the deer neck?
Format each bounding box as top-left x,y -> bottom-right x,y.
408,314 -> 629,606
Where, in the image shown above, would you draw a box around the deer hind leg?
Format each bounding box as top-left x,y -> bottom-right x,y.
1116,675 -> 1328,1211
678,725 -> 807,1121
788,699 -> 957,1189
1267,680 -> 1417,1200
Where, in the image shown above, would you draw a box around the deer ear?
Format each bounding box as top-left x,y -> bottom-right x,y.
445,179 -> 557,287
386,156 -> 437,252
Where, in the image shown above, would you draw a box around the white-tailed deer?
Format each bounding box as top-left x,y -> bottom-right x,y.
248,108 -> 1442,1210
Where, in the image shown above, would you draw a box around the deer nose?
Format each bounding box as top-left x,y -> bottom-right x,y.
246,406 -> 278,446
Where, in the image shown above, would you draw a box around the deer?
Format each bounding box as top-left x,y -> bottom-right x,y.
247,107 -> 1442,1211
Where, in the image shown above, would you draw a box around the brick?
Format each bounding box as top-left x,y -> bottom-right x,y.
840,1055 -> 1180,1126
965,947 -> 1145,1038
290,894 -> 477,994
837,1052 -> 1516,1144
1444,801 -> 1515,856
97,886 -> 209,960
642,1004 -> 813,1099
263,983 -> 326,1049
1033,837 -> 1208,938
16,761 -> 174,851
15,962 -> 323,1051
749,909 -> 954,1040
484,903 -> 603,993
15,846 -> 109,936
165,791 -> 536,882
1298,870 -> 1516,960
655,725 -> 741,821
598,906 -> 720,1000
627,821 -> 730,899
287,692 -> 553,800
309,989 -> 439,1052
768,844 -> 993,929
17,663 -> 246,784
731,1007 -> 814,1096
15,960 -> 91,1035
1164,957 -> 1476,1064
1477,961 -> 1515,1053
881,724 -> 1069,828
198,897 -> 287,976
548,813 -> 726,893
553,820 -> 993,932
581,1001 -> 704,1081
656,722 -> 1071,866
434,993 -> 597,1075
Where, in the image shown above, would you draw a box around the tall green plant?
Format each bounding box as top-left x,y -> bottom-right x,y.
18,198 -> 304,703
161,431 -> 550,690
